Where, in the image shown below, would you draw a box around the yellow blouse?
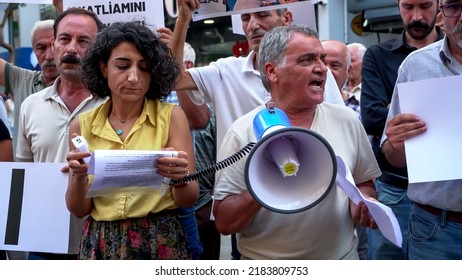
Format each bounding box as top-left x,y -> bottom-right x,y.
79,98 -> 177,221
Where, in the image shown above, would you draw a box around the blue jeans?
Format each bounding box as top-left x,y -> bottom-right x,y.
367,179 -> 410,259
408,203 -> 462,259
177,207 -> 203,260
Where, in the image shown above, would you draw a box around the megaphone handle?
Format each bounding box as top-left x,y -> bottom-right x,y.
170,142 -> 256,186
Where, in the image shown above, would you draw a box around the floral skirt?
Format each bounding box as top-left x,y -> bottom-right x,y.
79,211 -> 191,260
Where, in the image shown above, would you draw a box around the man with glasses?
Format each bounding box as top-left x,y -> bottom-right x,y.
360,0 -> 443,259
440,1 -> 462,17
380,0 -> 462,259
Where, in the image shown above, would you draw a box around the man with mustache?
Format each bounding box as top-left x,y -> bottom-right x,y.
360,0 -> 443,259
0,20 -> 59,157
381,0 -> 462,259
16,8 -> 106,260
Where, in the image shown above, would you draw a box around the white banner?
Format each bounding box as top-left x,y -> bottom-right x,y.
0,162 -> 70,253
64,0 -> 165,29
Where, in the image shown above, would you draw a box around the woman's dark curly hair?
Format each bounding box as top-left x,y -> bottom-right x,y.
81,21 -> 180,100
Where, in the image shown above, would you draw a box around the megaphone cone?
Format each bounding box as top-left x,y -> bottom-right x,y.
245,127 -> 337,214
169,104 -> 335,210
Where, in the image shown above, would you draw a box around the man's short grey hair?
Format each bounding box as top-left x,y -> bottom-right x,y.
259,24 -> 319,92
30,19 -> 55,44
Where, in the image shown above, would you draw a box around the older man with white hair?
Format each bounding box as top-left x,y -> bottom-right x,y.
344,42 -> 366,114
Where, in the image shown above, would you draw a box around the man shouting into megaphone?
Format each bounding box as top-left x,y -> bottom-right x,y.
213,25 -> 381,260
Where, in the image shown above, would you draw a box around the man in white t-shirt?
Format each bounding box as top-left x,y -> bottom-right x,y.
212,25 -> 381,259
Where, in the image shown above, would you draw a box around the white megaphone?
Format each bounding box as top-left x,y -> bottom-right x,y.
245,103 -> 337,214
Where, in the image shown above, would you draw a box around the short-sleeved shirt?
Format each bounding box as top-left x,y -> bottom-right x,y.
16,77 -> 106,162
4,63 -> 48,153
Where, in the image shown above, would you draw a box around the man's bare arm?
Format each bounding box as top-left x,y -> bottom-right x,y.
171,0 -> 200,91
158,26 -> 210,129
213,191 -> 262,235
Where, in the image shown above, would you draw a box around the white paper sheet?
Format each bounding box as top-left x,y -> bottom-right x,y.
87,150 -> 178,197
398,75 -> 462,183
0,162 -> 70,253
335,157 -> 402,248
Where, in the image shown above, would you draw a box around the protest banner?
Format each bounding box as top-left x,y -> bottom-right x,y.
64,0 -> 165,28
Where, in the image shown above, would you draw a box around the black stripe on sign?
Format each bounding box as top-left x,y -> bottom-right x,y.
4,169 -> 25,245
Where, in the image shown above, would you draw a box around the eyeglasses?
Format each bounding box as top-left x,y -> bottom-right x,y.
440,3 -> 462,18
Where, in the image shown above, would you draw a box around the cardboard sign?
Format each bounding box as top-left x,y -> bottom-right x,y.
64,0 -> 165,28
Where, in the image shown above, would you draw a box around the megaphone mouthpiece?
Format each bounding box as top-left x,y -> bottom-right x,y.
267,136 -> 300,177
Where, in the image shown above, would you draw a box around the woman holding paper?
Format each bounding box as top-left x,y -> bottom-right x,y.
65,21 -> 199,260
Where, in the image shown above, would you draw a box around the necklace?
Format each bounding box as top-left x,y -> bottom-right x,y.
111,113 -> 138,124
110,112 -> 139,136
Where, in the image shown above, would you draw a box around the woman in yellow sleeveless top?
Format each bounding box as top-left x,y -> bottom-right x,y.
64,21 -> 198,260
